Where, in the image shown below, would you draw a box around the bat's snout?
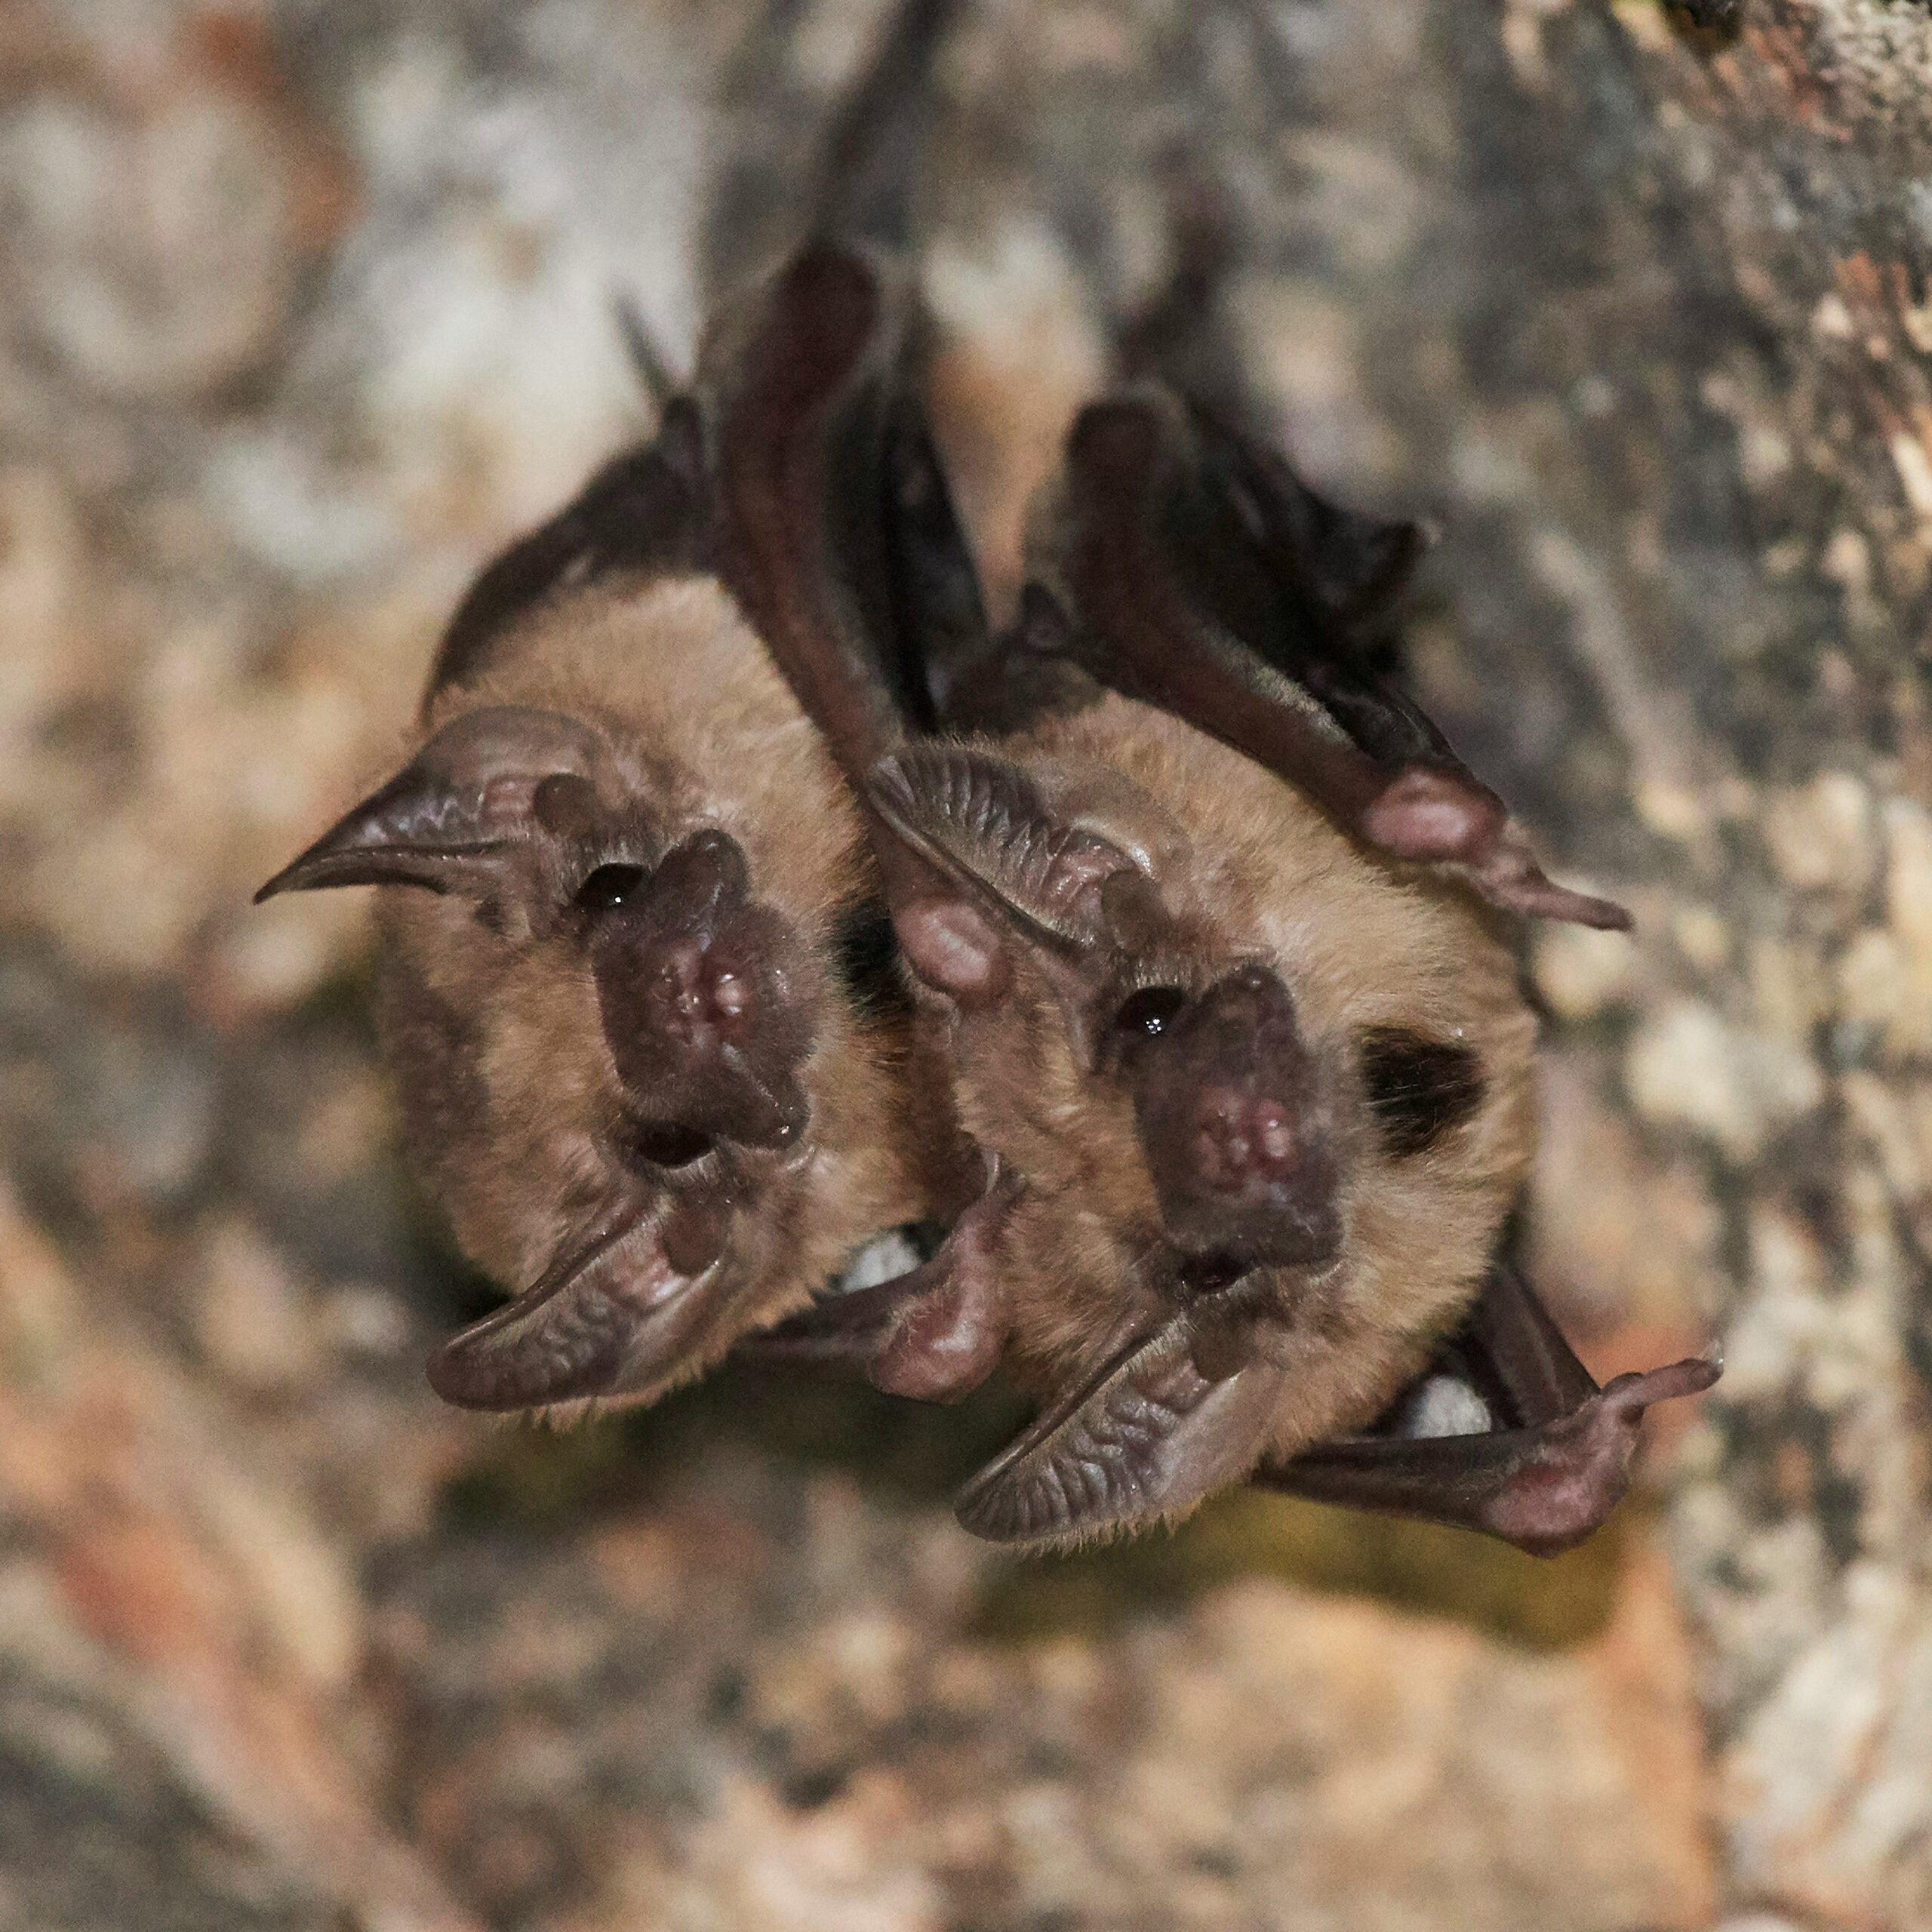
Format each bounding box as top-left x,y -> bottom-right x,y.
589,832 -> 815,1155
1131,964 -> 1341,1269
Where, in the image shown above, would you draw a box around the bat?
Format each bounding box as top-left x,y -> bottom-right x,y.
253,338 -> 963,1417
725,242 -> 1719,1553
251,0 -> 982,1420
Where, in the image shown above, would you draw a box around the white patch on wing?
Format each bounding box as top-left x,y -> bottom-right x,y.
1393,1374 -> 1494,1440
832,1228 -> 924,1294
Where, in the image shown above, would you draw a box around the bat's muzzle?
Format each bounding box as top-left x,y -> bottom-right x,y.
590,831 -> 814,1154
1130,964 -> 1341,1269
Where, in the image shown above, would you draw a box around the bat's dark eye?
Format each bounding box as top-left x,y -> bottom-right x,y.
576,863 -> 647,913
1115,986 -> 1186,1038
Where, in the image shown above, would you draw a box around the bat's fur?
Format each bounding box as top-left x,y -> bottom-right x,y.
932,691 -> 1537,1470
378,573 -> 931,1407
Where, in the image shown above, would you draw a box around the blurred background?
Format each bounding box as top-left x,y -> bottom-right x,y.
2,0 -> 1929,1926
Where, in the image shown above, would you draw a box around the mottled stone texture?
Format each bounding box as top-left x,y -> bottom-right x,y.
0,0 -> 1924,1924
915,2 -> 1932,1922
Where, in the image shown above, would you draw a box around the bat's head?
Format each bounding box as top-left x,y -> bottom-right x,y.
257,697 -> 850,1412
864,728 -> 1534,1546
866,738 -> 1352,1263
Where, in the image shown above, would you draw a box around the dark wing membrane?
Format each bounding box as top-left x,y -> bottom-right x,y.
1035,386 -> 1629,931
707,244 -> 921,786
704,241 -> 997,774
426,397 -> 712,706
1252,1265 -> 1720,1557
880,394 -> 997,731
706,239 -> 1009,961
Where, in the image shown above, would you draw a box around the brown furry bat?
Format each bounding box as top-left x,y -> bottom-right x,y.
254,0 -> 977,1420
254,373 -> 954,1416
731,244 -> 1718,1553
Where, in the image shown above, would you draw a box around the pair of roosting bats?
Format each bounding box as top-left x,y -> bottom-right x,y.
259,240 -> 1717,1557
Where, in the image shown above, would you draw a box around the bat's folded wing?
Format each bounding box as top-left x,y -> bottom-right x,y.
1033,387 -> 1631,931
1252,1265 -> 1719,1556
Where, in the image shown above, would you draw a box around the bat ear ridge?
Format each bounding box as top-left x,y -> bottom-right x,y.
426,1192 -> 731,1412
255,706 -> 601,902
953,1321 -> 1287,1547
866,746 -> 1149,960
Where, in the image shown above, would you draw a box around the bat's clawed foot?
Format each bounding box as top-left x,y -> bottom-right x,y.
1361,769 -> 1633,934
1467,823 -> 1633,934
1255,1344 -> 1722,1558
1359,766 -> 1506,868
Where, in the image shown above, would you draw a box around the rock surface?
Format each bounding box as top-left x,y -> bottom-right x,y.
5,0 -> 1923,1925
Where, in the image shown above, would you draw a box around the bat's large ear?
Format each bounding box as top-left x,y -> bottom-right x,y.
426,1191 -> 739,1411
1044,391 -> 1629,932
254,707 -> 601,903
1252,1265 -> 1721,1556
954,1319 -> 1287,1546
864,744 -> 1160,1003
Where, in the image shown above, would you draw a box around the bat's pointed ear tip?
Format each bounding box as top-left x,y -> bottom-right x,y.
252,863 -> 303,905
249,829 -> 377,903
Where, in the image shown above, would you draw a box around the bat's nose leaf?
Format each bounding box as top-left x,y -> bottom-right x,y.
590,832 -> 816,1154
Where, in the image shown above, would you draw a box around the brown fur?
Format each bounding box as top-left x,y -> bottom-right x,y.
931,691 -> 1537,1471
381,574 -> 932,1405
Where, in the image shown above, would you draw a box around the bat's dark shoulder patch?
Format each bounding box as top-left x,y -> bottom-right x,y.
832,896 -> 912,1023
1358,1026 -> 1485,1157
